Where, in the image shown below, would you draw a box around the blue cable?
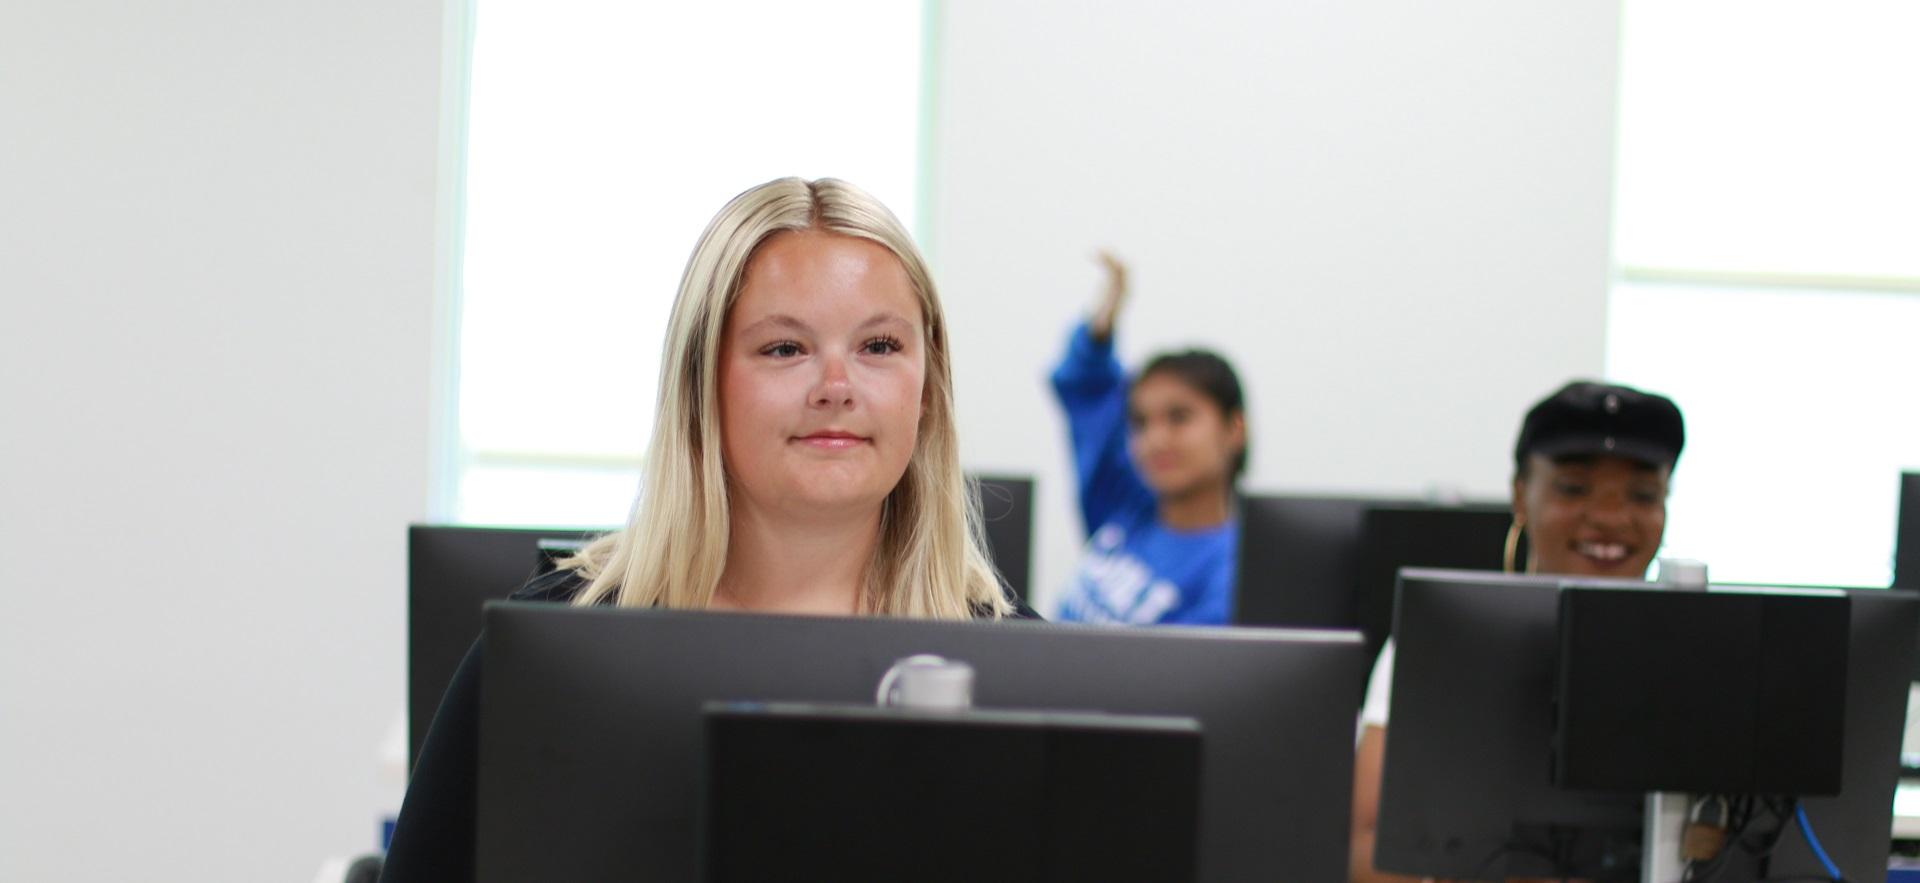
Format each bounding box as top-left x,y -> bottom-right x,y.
1794,802 -> 1844,881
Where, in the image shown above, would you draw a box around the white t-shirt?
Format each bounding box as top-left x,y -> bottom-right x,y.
1358,639 -> 1396,732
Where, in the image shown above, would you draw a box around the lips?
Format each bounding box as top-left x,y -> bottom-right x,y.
1143,454 -> 1180,473
793,430 -> 870,450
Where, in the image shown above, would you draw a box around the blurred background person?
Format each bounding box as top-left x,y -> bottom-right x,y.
1050,252 -> 1249,625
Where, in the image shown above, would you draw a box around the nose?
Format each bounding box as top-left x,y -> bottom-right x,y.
810,354 -> 854,410
1582,493 -> 1634,530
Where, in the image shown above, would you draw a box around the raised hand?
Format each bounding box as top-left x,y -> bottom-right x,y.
1088,250 -> 1129,343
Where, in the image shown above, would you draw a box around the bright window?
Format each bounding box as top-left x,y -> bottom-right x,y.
1606,0 -> 1920,586
450,1 -> 927,526
1608,281 -> 1918,587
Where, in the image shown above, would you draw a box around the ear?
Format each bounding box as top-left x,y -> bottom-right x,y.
1509,474 -> 1529,526
1226,411 -> 1247,451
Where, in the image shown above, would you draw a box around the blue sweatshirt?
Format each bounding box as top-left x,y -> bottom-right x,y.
1050,323 -> 1237,625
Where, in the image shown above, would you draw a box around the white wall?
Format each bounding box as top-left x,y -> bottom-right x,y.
0,1 -> 445,880
927,0 -> 1622,611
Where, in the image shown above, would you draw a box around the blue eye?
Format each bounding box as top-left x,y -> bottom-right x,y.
863,336 -> 902,355
762,341 -> 802,358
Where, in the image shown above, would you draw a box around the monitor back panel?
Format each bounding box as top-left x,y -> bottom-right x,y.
974,474 -> 1035,604
1730,588 -> 1920,880
1380,573 -> 1920,882
1896,471 -> 1918,591
1375,571 -> 1640,879
406,524 -> 597,770
1554,587 -> 1849,796
1233,494 -> 1380,629
478,607 -> 1368,883
702,705 -> 1201,883
1352,504 -> 1516,658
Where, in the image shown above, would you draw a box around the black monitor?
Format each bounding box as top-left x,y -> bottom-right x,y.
1716,582 -> 1920,880
1350,504 -> 1519,660
973,473 -> 1034,604
1897,471 -> 1919,591
406,525 -> 597,770
1232,494 -> 1383,629
477,605 -> 1370,883
1376,568 -> 1920,881
1898,473 -> 1920,684
1554,586 -> 1850,796
1376,568 -> 1644,880
1233,496 -> 1519,661
701,703 -> 1202,882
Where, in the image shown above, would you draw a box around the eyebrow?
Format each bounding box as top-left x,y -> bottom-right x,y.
736,312 -> 915,337
737,314 -> 812,337
858,312 -> 915,333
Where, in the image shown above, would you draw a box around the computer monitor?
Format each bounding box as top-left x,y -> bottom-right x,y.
1350,504 -> 1519,660
1376,568 -> 1920,881
477,606 -> 1370,883
1375,568 -> 1644,880
701,703 -> 1202,882
1233,496 -> 1519,661
973,473 -> 1034,604
1897,471 -> 1918,591
1715,582 -> 1920,880
1553,586 -> 1850,796
405,525 -> 597,770
1900,473 -> 1920,685
1232,494 -> 1383,629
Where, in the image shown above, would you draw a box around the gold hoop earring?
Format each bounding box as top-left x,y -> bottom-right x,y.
1503,518 -> 1525,574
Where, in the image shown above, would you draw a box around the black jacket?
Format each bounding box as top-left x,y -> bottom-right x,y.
380,570 -> 1038,883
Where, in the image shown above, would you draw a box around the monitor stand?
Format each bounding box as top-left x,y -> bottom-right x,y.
1642,791 -> 1689,882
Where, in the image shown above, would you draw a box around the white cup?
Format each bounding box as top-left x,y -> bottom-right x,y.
1656,557 -> 1709,590
875,654 -> 974,711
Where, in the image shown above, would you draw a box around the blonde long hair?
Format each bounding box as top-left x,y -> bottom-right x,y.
563,177 -> 1010,619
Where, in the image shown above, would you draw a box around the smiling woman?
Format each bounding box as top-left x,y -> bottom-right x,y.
713,230 -> 931,612
1347,379 -> 1687,883
1508,382 -> 1683,579
556,177 -> 1012,618
722,234 -> 924,524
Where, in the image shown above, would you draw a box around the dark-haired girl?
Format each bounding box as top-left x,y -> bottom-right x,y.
1050,252 -> 1248,625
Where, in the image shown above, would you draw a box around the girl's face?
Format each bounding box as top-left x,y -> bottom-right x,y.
718,229 -> 927,523
1513,453 -> 1670,578
1127,372 -> 1245,502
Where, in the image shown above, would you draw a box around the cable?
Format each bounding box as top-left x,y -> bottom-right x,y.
1750,798 -> 1795,879
1792,802 -> 1844,882
1490,825 -> 1635,881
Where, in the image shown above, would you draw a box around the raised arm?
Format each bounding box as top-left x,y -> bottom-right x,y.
1049,252 -> 1153,535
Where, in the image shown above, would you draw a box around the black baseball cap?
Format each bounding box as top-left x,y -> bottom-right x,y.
1514,381 -> 1685,473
